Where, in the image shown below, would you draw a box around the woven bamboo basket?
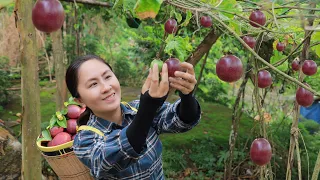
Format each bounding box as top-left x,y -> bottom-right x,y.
36,139 -> 94,180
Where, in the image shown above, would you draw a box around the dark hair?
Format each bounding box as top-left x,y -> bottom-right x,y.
65,54 -> 113,125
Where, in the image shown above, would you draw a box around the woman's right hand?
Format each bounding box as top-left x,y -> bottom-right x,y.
141,63 -> 169,98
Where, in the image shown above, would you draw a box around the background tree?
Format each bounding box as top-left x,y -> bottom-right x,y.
15,0 -> 42,179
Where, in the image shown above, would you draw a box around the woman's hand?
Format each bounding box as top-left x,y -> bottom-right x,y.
169,62 -> 197,95
141,63 -> 169,98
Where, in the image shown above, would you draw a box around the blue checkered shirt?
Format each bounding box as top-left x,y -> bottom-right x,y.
73,99 -> 201,179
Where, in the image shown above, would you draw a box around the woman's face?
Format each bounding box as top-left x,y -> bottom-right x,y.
76,59 -> 121,115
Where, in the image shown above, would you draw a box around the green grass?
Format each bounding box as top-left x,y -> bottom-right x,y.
160,102 -> 254,148
0,81 -> 57,136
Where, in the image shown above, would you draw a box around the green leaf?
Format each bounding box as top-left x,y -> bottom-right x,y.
134,0 -> 163,20
218,0 -> 240,19
112,0 -> 123,9
123,0 -> 137,12
66,96 -> 80,106
61,109 -> 68,115
74,24 -> 80,30
198,84 -> 209,94
49,115 -> 58,128
37,129 -> 52,142
270,50 -> 288,71
229,21 -> 241,35
311,32 -> 320,58
57,117 -> 67,128
181,10 -> 193,27
314,45 -> 320,58
174,12 -> 182,23
165,35 -> 193,61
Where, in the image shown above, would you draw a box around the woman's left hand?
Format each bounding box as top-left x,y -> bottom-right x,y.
168,62 -> 197,95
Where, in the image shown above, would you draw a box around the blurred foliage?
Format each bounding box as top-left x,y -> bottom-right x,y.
0,56 -> 11,112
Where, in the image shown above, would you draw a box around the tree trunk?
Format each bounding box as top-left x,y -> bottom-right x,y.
51,30 -> 68,111
15,0 -> 42,179
185,29 -> 221,66
0,126 -> 22,180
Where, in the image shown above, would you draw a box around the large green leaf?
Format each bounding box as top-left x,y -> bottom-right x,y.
311,32 -> 320,58
218,0 -> 239,19
49,115 -> 58,128
37,129 -> 52,142
165,34 -> 193,61
180,10 -> 193,27
134,0 -> 163,19
229,20 -> 242,35
112,0 -> 123,9
270,50 -> 288,72
123,0 -> 137,12
57,117 -> 67,128
64,96 -> 80,107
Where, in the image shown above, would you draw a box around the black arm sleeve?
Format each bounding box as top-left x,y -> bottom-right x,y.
177,91 -> 200,124
126,91 -> 167,153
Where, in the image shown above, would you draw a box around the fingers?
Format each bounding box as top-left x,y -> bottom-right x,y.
169,82 -> 190,95
180,62 -> 195,75
149,63 -> 159,95
159,63 -> 169,94
141,68 -> 152,94
168,62 -> 197,95
169,77 -> 194,90
173,71 -> 197,84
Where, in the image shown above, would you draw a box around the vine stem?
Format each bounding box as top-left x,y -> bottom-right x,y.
244,5 -> 320,11
286,2 -> 316,179
208,13 -> 320,96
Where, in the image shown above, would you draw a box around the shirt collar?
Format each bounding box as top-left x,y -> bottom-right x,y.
88,103 -> 137,130
121,102 -> 137,115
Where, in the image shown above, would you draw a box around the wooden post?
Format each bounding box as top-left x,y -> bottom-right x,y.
51,29 -> 68,111
15,0 -> 42,179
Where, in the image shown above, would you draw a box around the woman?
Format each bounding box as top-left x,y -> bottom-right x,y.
65,54 -> 201,179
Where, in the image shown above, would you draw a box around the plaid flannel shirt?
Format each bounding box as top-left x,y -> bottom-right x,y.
73,98 -> 201,180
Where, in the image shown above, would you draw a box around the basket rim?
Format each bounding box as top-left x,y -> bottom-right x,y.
36,139 -> 74,152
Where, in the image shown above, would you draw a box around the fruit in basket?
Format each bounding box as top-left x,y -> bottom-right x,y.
47,132 -> 72,147
67,119 -> 77,134
67,105 -> 81,119
72,134 -> 76,140
49,126 -> 64,137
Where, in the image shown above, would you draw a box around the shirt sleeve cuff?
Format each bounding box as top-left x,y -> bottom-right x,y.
173,99 -> 201,130
119,126 -> 147,159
